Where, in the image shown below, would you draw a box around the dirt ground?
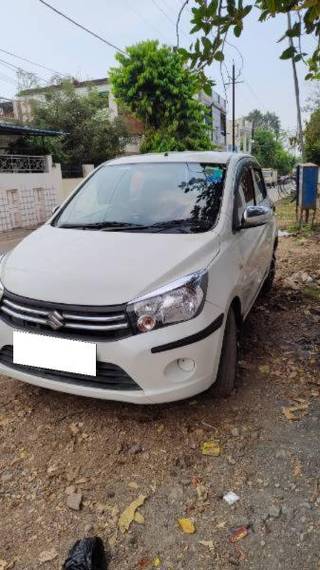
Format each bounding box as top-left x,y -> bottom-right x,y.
0,231 -> 319,570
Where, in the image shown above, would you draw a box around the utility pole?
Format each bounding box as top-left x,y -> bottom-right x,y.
226,62 -> 243,152
287,12 -> 304,158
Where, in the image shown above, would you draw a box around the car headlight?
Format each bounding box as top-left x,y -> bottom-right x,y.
127,270 -> 208,333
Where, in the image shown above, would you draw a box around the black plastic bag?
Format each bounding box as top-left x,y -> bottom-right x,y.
63,537 -> 108,570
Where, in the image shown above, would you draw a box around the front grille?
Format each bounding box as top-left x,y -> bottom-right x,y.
0,345 -> 141,391
0,290 -> 132,341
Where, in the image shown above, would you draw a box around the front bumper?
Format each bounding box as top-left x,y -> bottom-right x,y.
0,301 -> 225,404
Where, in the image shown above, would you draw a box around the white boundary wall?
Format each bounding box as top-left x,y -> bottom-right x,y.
0,156 -> 62,232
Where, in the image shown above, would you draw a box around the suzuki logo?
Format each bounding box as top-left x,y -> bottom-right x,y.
47,310 -> 64,331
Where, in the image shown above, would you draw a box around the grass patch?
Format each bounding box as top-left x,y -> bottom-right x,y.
303,285 -> 320,300
275,196 -> 320,233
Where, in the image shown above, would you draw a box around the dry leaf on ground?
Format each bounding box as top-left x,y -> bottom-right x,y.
229,526 -> 249,543
199,540 -> 215,551
282,402 -> 309,421
201,441 -> 221,456
178,518 -> 196,534
118,495 -> 147,533
196,484 -> 208,502
134,511 -> 145,524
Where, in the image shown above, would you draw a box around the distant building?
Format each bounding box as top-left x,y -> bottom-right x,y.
0,97 -> 15,121
198,91 -> 227,149
226,117 -> 253,153
13,78 -> 143,155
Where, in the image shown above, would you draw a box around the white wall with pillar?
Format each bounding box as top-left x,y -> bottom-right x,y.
0,155 -> 62,232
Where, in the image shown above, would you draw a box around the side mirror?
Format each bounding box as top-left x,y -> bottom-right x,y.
241,205 -> 273,229
51,205 -> 59,215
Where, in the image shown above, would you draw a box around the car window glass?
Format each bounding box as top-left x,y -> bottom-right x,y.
55,162 -> 227,233
252,169 -> 267,203
240,168 -> 255,206
234,186 -> 246,227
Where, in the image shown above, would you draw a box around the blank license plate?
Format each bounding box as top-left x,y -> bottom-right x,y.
13,331 -> 96,376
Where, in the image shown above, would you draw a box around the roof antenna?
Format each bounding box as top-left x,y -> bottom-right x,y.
164,151 -> 169,156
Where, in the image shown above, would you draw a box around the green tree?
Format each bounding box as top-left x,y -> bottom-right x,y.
110,40 -> 213,153
305,108 -> 320,165
246,109 -> 281,137
179,0 -> 320,81
252,128 -> 296,175
14,80 -> 129,166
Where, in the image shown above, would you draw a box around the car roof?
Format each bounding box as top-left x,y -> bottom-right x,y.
106,151 -> 252,166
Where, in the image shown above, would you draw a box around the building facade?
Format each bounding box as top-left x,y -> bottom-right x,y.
198,91 -> 227,148
13,78 -> 142,154
226,117 -> 253,153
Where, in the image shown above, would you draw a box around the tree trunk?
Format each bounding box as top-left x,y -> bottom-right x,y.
287,12 -> 304,158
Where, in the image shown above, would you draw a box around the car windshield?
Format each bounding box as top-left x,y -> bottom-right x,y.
54,162 -> 227,233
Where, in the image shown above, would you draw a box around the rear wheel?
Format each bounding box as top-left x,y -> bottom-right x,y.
212,307 -> 238,398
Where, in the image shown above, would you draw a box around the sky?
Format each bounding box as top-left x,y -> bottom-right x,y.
0,0 -> 316,134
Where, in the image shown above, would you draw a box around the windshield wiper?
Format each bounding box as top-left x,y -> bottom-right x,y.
137,219 -> 212,233
58,219 -> 212,233
58,221 -> 144,230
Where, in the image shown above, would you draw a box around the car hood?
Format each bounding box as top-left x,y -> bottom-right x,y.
1,224 -> 220,305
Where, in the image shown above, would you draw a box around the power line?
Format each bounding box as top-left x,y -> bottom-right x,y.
38,0 -> 126,55
161,0 -> 177,12
0,47 -> 65,77
151,0 -> 176,26
0,57 -> 48,84
124,0 -> 169,42
243,76 -> 266,109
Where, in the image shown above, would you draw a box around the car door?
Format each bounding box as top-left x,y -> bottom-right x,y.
251,165 -> 275,277
233,164 -> 267,315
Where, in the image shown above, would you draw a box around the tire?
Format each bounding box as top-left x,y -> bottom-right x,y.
212,307 -> 238,398
261,254 -> 276,295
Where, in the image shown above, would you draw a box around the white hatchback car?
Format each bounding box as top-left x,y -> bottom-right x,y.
0,152 -> 277,404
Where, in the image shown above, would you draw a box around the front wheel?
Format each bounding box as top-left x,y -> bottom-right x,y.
261,254 -> 276,295
212,308 -> 238,398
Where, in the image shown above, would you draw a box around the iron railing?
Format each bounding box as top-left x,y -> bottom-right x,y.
0,154 -> 47,173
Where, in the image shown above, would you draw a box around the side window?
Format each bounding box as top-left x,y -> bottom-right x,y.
233,167 -> 255,227
252,168 -> 267,203
240,168 -> 255,206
